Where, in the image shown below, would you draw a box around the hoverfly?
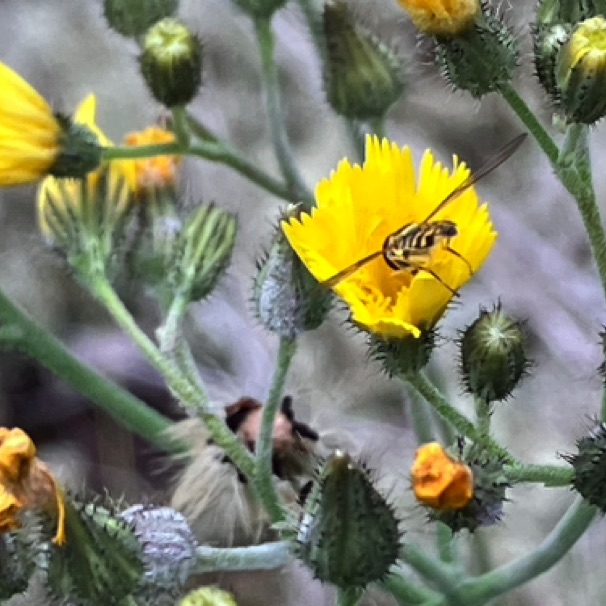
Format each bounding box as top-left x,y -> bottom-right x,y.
321,133 -> 527,295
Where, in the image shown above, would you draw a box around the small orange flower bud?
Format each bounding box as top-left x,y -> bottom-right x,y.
123,126 -> 181,194
397,0 -> 480,36
411,442 -> 473,510
0,427 -> 66,545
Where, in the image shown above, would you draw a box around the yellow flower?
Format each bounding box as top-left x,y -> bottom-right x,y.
123,126 -> 181,195
411,442 -> 473,510
0,61 -> 64,186
397,0 -> 479,36
0,427 -> 66,545
282,135 -> 496,339
37,95 -> 132,245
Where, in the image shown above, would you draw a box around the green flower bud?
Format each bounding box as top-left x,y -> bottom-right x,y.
180,587 -> 238,606
421,443 -> 509,533
41,500 -> 144,605
37,166 -> 134,280
369,330 -> 436,377
141,18 -> 202,108
103,0 -> 178,38
533,22 -> 572,101
322,1 -> 404,120
437,12 -> 518,98
564,422 -> 606,510
459,303 -> 529,403
230,0 -> 286,19
536,0 -> 606,26
556,16 -> 606,124
176,204 -> 237,302
120,505 -> 197,601
50,117 -> 103,179
0,533 -> 34,599
256,211 -> 332,337
295,451 -> 400,590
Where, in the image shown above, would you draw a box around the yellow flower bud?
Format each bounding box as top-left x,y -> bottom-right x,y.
397,0 -> 479,36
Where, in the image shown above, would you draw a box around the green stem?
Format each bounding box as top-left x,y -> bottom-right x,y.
171,106 -> 190,146
336,588 -> 363,606
437,522 -> 455,564
400,542 -> 465,604
185,112 -> 219,142
381,573 -> 444,605
189,141 -> 296,202
255,336 -> 298,523
601,386 -> 606,422
461,498 -> 596,603
253,17 -> 312,204
499,83 -> 559,165
403,371 -> 514,463
557,124 -> 606,303
474,397 -> 491,442
503,463 -> 574,487
369,116 -> 387,139
194,541 -> 291,573
103,142 -> 183,160
0,287 -> 178,453
88,276 -> 256,479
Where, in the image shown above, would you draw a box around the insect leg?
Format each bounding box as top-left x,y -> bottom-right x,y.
409,265 -> 460,297
444,246 -> 473,276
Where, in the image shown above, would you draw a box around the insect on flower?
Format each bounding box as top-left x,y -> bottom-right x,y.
320,133 -> 527,296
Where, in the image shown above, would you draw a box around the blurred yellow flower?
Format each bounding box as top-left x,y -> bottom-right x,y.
0,427 -> 66,545
397,0 -> 479,36
123,126 -> 181,194
411,442 -> 473,510
37,95 -> 132,245
283,135 -> 496,339
0,61 -> 63,186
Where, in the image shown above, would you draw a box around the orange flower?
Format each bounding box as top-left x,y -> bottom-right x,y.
123,126 -> 180,194
0,427 -> 66,545
411,442 -> 473,510
397,0 -> 479,36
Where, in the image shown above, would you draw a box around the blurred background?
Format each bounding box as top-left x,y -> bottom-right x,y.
1,0 -> 606,604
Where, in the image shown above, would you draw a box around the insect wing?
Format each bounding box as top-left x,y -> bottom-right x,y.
320,251 -> 384,289
420,133 -> 527,224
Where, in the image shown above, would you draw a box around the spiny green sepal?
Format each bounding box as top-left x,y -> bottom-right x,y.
294,451 -> 400,590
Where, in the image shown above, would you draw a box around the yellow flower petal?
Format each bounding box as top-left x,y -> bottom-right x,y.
283,135 -> 498,339
0,62 -> 62,185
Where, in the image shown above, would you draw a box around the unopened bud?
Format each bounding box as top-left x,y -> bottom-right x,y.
180,587 -> 238,606
103,0 -> 178,38
257,211 -> 332,337
533,22 -> 572,101
536,0 -> 606,26
295,451 -> 400,590
141,18 -> 202,107
120,505 -> 197,600
231,0 -> 286,19
437,12 -> 518,98
322,1 -> 404,120
556,16 -> 606,124
564,421 -> 606,511
459,303 -> 529,403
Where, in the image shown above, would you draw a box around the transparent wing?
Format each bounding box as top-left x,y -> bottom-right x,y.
421,133 -> 527,224
320,251 -> 384,289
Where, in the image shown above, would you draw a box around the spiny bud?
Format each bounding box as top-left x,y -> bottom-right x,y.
564,421 -> 606,510
230,0 -> 286,19
437,12 -> 518,98
141,18 -> 202,108
258,210 -> 332,337
295,451 -> 400,590
41,500 -> 144,605
176,204 -> 237,302
51,116 -> 103,180
536,0 -> 606,26
103,0 -> 178,38
412,442 -> 509,533
556,16 -> 606,124
0,533 -> 35,599
533,22 -> 572,101
120,505 -> 197,601
459,303 -> 529,403
322,1 -> 404,121
397,0 -> 479,36
368,330 -> 436,378
179,587 -> 238,606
